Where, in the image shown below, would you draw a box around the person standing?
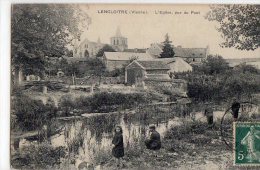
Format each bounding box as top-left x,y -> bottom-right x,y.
231,99 -> 240,122
145,125 -> 161,150
112,126 -> 124,168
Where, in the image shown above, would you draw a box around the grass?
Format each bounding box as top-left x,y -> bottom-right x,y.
11,142 -> 66,169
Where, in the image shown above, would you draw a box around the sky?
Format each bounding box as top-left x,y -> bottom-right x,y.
77,4 -> 260,59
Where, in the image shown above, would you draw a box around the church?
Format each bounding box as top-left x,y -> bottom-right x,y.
73,27 -> 128,58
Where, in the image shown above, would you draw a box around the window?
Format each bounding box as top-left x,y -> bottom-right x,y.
114,39 -> 116,45
117,39 -> 119,45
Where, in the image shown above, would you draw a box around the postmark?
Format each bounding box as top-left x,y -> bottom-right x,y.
233,122 -> 260,166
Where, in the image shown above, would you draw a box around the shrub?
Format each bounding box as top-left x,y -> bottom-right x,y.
12,94 -> 51,131
73,92 -> 149,113
58,94 -> 75,116
11,143 -> 66,169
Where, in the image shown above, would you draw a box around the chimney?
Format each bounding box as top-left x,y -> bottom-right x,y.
177,45 -> 182,48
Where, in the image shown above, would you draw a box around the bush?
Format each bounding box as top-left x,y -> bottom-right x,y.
74,92 -> 149,113
12,94 -> 56,131
11,143 -> 66,169
180,69 -> 260,103
58,94 -> 75,116
176,55 -> 260,103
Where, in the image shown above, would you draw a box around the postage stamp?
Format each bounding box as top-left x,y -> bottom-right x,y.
234,122 -> 260,166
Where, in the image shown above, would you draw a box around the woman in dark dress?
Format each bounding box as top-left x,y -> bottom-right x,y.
231,99 -> 240,122
112,126 -> 124,168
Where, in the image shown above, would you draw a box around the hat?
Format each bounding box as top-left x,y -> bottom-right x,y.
149,125 -> 156,129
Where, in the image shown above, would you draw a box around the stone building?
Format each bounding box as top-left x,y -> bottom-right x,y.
146,43 -> 209,64
103,52 -> 154,71
125,60 -> 171,86
158,57 -> 193,74
73,27 -> 128,58
73,38 -> 105,58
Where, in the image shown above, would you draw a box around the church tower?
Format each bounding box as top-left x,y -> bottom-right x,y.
110,27 -> 128,51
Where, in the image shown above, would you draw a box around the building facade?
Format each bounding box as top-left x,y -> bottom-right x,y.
73,27 -> 128,58
146,43 -> 209,64
125,60 -> 171,86
73,38 -> 105,58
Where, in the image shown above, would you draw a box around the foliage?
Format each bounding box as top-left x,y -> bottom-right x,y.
234,63 -> 259,74
96,44 -> 116,57
45,57 -> 70,76
206,5 -> 260,50
104,68 -> 125,77
12,4 -> 90,76
176,55 -> 260,102
160,33 -> 175,58
58,94 -> 75,116
65,58 -> 106,78
194,55 -> 230,75
73,92 -> 149,113
11,143 -> 66,169
12,94 -> 57,131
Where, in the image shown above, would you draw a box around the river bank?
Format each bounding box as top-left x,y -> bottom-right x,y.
99,120 -> 233,170
11,101 -> 259,169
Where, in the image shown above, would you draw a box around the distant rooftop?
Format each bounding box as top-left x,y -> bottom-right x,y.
123,48 -> 147,53
148,43 -> 207,58
103,52 -> 154,61
225,58 -> 260,68
138,60 -> 171,70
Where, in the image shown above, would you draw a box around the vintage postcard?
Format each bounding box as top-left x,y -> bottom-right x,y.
10,3 -> 260,170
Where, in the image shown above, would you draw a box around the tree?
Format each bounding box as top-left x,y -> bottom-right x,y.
160,33 -> 175,58
195,55 -> 230,75
12,4 -> 90,80
96,44 -> 116,57
206,5 -> 260,50
12,94 -> 53,131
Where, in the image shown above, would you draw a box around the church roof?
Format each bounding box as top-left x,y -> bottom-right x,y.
115,26 -> 122,37
77,38 -> 105,49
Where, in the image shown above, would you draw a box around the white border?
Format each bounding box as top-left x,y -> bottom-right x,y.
1,1 -> 260,170
2,0 -> 260,4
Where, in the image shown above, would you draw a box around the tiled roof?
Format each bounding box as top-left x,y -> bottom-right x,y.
104,52 -> 154,61
137,60 -> 170,70
123,49 -> 147,53
77,38 -> 105,49
174,47 -> 207,58
149,43 -> 207,58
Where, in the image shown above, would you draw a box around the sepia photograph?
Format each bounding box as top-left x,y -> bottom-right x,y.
9,3 -> 260,170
